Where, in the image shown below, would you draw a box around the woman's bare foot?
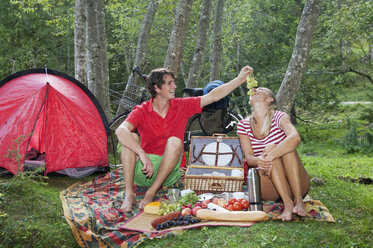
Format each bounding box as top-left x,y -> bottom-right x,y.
279,206 -> 293,221
139,190 -> 156,209
121,194 -> 134,212
292,202 -> 307,217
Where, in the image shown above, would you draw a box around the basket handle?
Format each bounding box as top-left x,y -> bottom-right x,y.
209,180 -> 225,191
212,133 -> 227,137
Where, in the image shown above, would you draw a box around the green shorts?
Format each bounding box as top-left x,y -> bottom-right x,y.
134,154 -> 181,187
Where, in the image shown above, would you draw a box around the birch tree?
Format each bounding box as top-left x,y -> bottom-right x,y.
96,0 -> 111,120
85,0 -> 111,119
186,0 -> 212,88
276,0 -> 323,114
163,0 -> 193,75
74,0 -> 87,86
116,0 -> 159,115
86,0 -> 99,94
209,0 -> 224,81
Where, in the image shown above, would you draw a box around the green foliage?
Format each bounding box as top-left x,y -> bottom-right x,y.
339,116 -> 373,154
4,134 -> 31,179
290,0 -> 373,116
359,104 -> 373,123
0,0 -> 371,118
340,119 -> 361,153
0,0 -> 74,79
220,0 -> 304,91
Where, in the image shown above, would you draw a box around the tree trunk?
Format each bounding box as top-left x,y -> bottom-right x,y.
276,0 -> 323,114
186,0 -> 212,88
74,0 -> 87,86
96,0 -> 111,120
86,0 -> 100,95
116,0 -> 159,116
163,0 -> 193,75
85,0 -> 111,119
209,0 -> 224,81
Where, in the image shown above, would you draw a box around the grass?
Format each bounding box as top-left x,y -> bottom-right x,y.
1,104 -> 372,247
139,118 -> 373,247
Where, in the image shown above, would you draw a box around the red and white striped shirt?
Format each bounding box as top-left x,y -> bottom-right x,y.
237,111 -> 287,157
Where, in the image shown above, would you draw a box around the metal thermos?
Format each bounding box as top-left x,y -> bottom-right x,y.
247,167 -> 263,211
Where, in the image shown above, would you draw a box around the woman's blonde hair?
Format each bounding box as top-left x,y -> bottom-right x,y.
250,87 -> 277,137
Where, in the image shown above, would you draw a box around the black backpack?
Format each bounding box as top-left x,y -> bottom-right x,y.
199,81 -> 232,135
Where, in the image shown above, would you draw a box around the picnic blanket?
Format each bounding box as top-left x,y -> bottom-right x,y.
60,169 -> 335,248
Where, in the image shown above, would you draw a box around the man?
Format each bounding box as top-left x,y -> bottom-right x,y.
116,66 -> 253,212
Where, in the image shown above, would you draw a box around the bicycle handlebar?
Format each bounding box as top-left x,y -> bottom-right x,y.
132,66 -> 147,82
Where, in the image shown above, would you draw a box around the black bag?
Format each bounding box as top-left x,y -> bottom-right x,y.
199,108 -> 232,135
199,80 -> 231,135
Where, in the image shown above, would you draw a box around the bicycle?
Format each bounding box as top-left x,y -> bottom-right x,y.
182,86 -> 243,151
108,67 -> 243,165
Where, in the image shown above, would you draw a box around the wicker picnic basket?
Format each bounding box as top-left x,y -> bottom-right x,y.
184,134 -> 244,193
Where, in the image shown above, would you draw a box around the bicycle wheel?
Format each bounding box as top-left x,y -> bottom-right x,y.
184,113 -> 205,151
223,109 -> 243,134
108,111 -> 130,167
109,111 -> 130,130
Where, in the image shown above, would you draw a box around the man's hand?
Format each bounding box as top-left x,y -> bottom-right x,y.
139,152 -> 154,178
200,65 -> 254,108
237,66 -> 254,83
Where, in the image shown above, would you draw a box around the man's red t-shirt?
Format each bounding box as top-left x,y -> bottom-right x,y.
125,97 -> 202,166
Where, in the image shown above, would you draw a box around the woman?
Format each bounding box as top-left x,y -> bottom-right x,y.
237,87 -> 310,221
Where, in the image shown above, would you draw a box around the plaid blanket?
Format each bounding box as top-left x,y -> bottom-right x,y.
60,169 -> 335,248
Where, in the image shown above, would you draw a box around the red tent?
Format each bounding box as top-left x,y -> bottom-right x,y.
0,69 -> 109,175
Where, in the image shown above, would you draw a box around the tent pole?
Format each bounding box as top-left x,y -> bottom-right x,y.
43,83 -> 50,176
23,84 -> 49,176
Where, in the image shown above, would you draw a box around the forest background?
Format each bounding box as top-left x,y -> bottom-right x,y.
0,0 -> 372,122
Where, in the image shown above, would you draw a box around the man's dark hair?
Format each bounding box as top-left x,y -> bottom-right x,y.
147,68 -> 176,98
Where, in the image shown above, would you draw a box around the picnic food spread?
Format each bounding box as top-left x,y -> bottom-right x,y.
148,190 -> 268,231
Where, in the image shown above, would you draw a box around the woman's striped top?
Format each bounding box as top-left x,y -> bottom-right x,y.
236,111 -> 287,157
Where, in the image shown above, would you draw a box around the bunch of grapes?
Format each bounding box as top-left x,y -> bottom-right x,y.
246,75 -> 258,96
158,201 -> 182,216
155,215 -> 201,230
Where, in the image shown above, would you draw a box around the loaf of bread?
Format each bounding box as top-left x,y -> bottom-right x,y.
196,209 -> 268,222
144,202 -> 161,215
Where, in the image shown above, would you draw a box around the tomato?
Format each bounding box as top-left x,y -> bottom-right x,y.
223,204 -> 229,209
228,198 -> 237,205
233,201 -> 243,211
241,199 -> 249,210
227,205 -> 234,211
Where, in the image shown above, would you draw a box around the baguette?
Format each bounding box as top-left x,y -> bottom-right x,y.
196,209 -> 268,222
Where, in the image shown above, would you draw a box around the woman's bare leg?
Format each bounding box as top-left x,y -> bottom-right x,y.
259,144 -> 280,201
270,158 -> 294,221
260,173 -> 279,201
281,150 -> 310,216
139,136 -> 183,209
